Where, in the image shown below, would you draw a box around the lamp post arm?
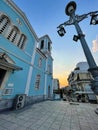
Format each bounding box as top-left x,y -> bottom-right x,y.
57,10 -> 98,29
87,10 -> 98,16
75,14 -> 88,22
57,18 -> 74,28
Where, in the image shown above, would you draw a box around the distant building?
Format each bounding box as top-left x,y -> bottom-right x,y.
68,62 -> 97,103
53,79 -> 60,91
0,0 -> 53,111
61,86 -> 71,93
52,79 -> 60,99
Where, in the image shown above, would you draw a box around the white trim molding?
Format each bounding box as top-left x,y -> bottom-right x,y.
25,41 -> 37,95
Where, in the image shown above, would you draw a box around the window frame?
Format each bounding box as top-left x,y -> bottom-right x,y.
0,12 -> 27,50
40,40 -> 44,50
38,58 -> 42,68
35,74 -> 41,90
0,15 -> 10,35
17,34 -> 26,50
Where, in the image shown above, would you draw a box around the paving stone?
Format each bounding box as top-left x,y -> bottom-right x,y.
0,126 -> 8,130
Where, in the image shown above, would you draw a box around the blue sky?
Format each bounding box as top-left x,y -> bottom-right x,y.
13,0 -> 98,87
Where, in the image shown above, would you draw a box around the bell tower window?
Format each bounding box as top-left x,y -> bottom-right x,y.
40,40 -> 44,49
48,42 -> 51,52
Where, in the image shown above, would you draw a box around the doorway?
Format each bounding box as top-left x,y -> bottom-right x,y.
48,86 -> 50,98
0,68 -> 6,88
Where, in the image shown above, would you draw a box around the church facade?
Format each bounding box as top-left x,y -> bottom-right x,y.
0,0 -> 53,111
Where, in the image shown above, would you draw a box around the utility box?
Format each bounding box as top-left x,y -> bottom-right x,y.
13,94 -> 26,110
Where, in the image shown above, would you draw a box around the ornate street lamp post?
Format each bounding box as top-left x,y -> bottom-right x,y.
57,1 -> 98,95
57,1 -> 98,113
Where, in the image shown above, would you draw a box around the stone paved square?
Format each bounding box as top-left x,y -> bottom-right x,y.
0,101 -> 98,130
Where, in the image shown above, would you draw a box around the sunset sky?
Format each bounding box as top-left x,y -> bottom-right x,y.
14,0 -> 98,88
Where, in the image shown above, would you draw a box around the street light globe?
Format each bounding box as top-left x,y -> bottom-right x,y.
65,1 -> 76,16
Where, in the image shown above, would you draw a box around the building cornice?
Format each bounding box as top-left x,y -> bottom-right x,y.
5,0 -> 39,42
36,48 -> 47,59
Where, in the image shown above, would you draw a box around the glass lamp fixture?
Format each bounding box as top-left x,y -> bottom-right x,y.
90,14 -> 98,25
73,35 -> 80,42
57,27 -> 66,37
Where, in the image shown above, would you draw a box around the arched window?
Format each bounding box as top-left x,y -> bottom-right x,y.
0,13 -> 27,50
6,26 -> 19,43
35,75 -> 40,89
17,34 -> 26,49
0,15 -> 10,34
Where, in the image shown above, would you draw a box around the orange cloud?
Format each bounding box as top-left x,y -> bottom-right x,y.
92,36 -> 98,52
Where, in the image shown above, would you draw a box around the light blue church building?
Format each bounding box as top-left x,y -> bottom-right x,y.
0,0 -> 53,111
